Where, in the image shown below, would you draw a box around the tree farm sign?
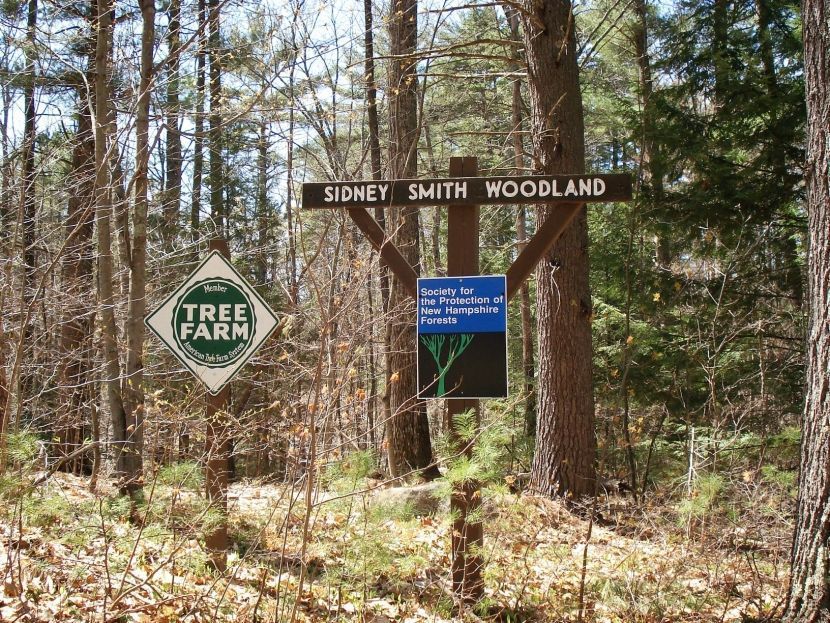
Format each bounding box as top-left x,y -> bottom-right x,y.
145,250 -> 279,395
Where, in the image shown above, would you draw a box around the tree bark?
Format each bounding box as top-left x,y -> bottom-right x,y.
632,0 -> 669,267
163,0 -> 182,248
0,83 -> 10,243
784,1 -> 830,620
363,0 -> 391,448
386,0 -> 439,480
19,0 -> 39,419
208,0 -> 224,238
58,89 -> 95,473
122,0 -> 155,488
285,61 -> 298,304
191,0 -> 206,251
506,6 -> 536,438
755,0 -> 803,308
93,0 -> 130,483
256,119 -> 269,286
520,0 -> 597,497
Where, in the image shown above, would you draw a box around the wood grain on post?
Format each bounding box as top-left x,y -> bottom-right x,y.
446,156 -> 484,604
505,202 -> 584,300
205,237 -> 230,571
346,207 -> 418,297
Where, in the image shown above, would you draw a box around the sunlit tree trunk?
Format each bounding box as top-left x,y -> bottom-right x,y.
208,0 -> 224,237
122,0 -> 155,488
520,0 -> 597,497
163,0 -> 182,248
93,0 -> 130,483
58,90 -> 95,474
506,6 -> 536,438
386,0 -> 439,480
256,118 -> 269,286
190,0 -> 206,255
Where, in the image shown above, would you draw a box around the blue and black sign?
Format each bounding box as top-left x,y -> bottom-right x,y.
417,275 -> 508,399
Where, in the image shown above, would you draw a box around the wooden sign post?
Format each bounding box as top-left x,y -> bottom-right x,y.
302,157 -> 631,603
145,236 -> 280,571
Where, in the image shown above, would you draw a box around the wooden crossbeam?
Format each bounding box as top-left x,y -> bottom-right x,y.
505,202 -> 583,300
345,207 -> 418,298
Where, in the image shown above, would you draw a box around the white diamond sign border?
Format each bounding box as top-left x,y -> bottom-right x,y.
144,251 -> 279,395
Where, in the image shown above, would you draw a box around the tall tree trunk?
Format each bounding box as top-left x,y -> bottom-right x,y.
58,91 -> 96,474
163,0 -> 182,248
632,0 -> 669,266
93,0 -> 130,482
386,0 -> 438,480
285,62 -> 298,305
520,0 -> 597,497
256,118 -> 269,286
1,83 -> 10,244
208,0 -> 224,238
191,0 -> 206,251
363,0 -> 391,447
712,0 -> 731,108
506,6 -> 536,438
755,0 -> 803,308
122,0 -> 155,488
784,2 -> 830,620
19,0 -> 38,420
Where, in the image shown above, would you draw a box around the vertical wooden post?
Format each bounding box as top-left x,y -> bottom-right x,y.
446,156 -> 484,604
205,237 -> 230,571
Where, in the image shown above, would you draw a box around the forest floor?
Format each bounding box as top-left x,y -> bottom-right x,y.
0,469 -> 791,622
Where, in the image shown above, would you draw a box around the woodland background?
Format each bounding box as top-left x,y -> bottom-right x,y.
0,0 -> 826,621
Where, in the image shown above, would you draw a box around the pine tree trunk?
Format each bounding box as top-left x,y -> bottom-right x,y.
632,0 -> 670,266
784,1 -> 830,620
506,6 -> 536,437
191,0 -> 206,251
19,0 -> 39,420
520,0 -> 597,497
386,0 -> 438,480
755,0 -> 803,308
163,0 -> 182,248
123,0 -> 155,488
58,91 -> 95,473
0,84 -> 9,243
208,0 -> 224,238
363,0 -> 390,447
256,119 -> 269,286
93,0 -> 130,483
285,63 -> 298,305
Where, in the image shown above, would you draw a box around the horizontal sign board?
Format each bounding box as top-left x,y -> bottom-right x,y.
417,275 -> 508,399
302,173 -> 631,209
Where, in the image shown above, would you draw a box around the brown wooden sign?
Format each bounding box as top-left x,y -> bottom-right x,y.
301,158 -> 632,604
302,173 -> 631,209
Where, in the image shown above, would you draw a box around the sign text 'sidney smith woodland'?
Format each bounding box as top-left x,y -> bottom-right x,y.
302,174 -> 632,209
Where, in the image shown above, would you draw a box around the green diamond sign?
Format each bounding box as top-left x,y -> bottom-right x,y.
145,251 -> 278,394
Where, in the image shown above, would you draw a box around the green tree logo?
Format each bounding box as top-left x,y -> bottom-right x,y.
420,333 -> 474,396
